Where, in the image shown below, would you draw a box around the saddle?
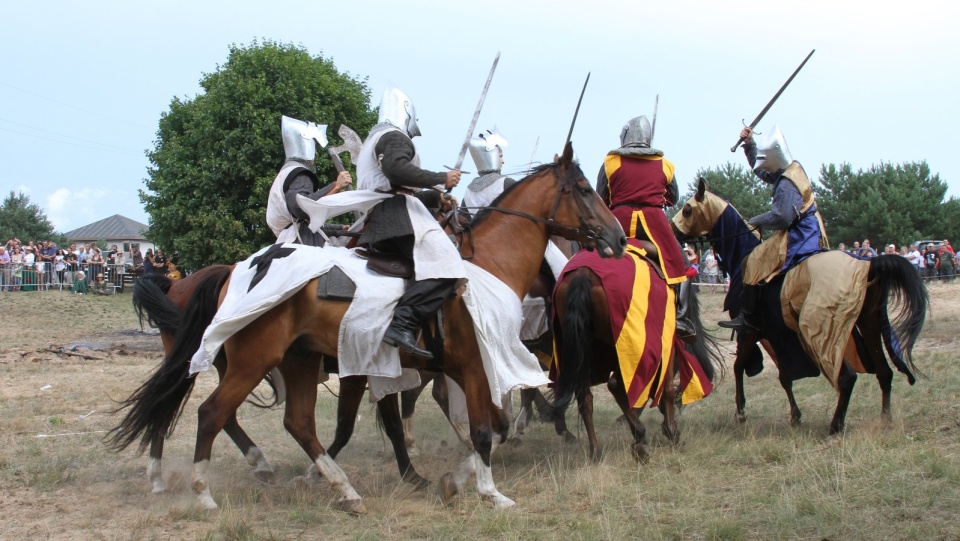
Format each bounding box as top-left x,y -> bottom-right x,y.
354,248 -> 414,279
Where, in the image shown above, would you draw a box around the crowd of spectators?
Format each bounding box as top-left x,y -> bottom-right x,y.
0,237 -> 169,294
835,238 -> 955,283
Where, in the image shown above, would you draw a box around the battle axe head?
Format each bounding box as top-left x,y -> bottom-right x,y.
327,125 -> 362,172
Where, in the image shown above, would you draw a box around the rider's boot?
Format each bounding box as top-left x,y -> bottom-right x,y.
718,283 -> 760,333
383,278 -> 457,360
675,280 -> 697,343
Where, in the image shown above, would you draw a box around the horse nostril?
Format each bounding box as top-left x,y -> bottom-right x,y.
618,236 -> 627,248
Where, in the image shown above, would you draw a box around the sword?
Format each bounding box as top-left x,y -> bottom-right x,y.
564,72 -> 591,147
651,94 -> 659,139
449,51 -> 501,181
730,49 -> 815,152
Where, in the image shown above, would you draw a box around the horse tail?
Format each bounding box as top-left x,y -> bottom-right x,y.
106,267 -> 230,453
683,282 -> 724,382
871,254 -> 928,383
132,275 -> 179,334
553,271 -> 594,411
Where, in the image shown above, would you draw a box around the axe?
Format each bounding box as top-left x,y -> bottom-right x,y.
327,124 -> 362,175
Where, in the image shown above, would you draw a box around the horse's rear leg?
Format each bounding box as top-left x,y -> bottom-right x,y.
376,393 -> 429,490
147,434 -> 166,494
733,340 -> 752,423
325,376 -> 368,461
280,362 -> 365,514
659,355 -> 680,445
400,371 -> 434,456
511,388 -> 535,439
779,374 -> 802,427
576,388 -> 600,461
607,374 -> 650,463
215,356 -> 275,483
829,363 -> 858,436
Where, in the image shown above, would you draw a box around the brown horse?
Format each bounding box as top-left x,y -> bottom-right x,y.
672,179 -> 927,434
109,142 -> 626,513
551,243 -> 721,462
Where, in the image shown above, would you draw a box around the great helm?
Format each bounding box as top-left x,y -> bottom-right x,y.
619,115 -> 654,148
281,116 -> 329,162
378,84 -> 421,137
468,128 -> 508,173
754,125 -> 793,174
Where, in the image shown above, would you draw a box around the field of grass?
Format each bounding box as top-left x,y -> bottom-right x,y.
1,285 -> 958,540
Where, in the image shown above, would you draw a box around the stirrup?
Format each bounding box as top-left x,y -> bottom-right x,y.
676,320 -> 697,343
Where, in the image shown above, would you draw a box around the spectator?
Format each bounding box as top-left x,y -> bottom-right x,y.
144,248 -> 155,276
87,247 -> 105,279
153,249 -> 167,271
858,239 -> 878,258
906,243 -> 923,273
21,246 -> 37,291
852,241 -> 861,254
54,249 -> 66,286
63,249 -> 79,285
937,243 -> 956,283
923,245 -> 939,283
701,246 -> 721,294
72,270 -> 89,295
0,246 -> 10,291
10,246 -> 23,291
837,242 -> 846,253
92,273 -> 114,296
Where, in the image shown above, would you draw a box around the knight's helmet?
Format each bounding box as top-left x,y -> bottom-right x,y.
378,84 -> 421,137
281,115 -> 329,162
619,115 -> 654,148
754,125 -> 793,175
468,128 -> 509,174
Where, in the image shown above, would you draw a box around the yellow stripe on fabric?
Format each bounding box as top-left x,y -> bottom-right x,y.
637,211 -> 687,285
682,362 -> 707,404
649,284 -> 676,408
661,157 -> 676,183
616,250 -> 652,405
604,154 -> 622,180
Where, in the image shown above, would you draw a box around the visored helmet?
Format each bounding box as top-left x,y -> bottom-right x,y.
468,127 -> 508,173
754,125 -> 793,174
378,84 -> 421,137
281,115 -> 329,162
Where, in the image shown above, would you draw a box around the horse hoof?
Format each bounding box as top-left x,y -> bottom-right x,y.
562,431 -> 577,443
631,443 -> 651,464
339,499 -> 367,515
590,450 -> 603,464
438,472 -> 458,504
150,480 -> 166,494
406,446 -> 420,458
254,468 -> 276,484
484,493 -> 516,509
403,473 -> 430,492
789,417 -> 802,428
195,489 -> 218,510
507,434 -> 523,445
736,412 -> 747,424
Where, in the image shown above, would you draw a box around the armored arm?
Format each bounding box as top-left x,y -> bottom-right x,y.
748,178 -> 803,230
596,165 -> 611,206
664,176 -> 679,207
376,131 -> 448,188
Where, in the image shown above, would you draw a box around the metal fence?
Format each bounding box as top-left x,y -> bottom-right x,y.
0,262 -> 133,293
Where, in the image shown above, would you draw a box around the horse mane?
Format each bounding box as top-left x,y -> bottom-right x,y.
468,160 -> 583,228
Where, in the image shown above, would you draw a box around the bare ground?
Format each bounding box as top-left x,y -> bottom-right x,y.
1,283 -> 959,540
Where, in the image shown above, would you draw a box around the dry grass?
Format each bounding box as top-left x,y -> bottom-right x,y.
1,285 -> 959,540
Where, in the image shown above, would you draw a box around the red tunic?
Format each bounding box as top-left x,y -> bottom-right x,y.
604,154 -> 687,284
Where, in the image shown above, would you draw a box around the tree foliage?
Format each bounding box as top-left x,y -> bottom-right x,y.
141,40 -> 378,267
0,191 -> 67,246
814,161 -> 949,247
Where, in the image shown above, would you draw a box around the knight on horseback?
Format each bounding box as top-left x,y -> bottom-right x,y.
266,116 -> 353,246
596,115 -> 696,340
462,128 -> 513,210
718,126 -> 829,332
357,85 -> 465,360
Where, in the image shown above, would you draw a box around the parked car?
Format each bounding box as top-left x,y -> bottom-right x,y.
913,239 -> 944,253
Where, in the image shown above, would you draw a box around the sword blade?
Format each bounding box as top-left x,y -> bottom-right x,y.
564,72 -> 591,147
730,49 -> 815,152
453,51 -> 501,171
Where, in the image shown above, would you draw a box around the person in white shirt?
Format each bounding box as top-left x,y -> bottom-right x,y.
906,243 -> 923,273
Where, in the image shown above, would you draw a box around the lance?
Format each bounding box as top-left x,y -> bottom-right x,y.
730,49 -> 815,152
651,94 -> 659,139
447,52 -> 501,187
564,72 -> 591,147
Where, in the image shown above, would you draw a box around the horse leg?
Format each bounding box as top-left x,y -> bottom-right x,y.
325,375 -> 368,461
512,388 -> 534,438
779,373 -> 802,427
400,371 -> 433,457
214,356 -> 275,483
733,340 -> 751,423
607,374 -> 650,463
280,360 -> 365,514
438,375 -> 473,448
147,433 -> 166,494
376,392 -> 429,490
577,387 -> 600,461
659,354 -> 680,445
829,363 -> 858,436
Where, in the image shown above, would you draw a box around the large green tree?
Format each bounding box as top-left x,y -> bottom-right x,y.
0,191 -> 67,246
141,40 -> 378,267
814,161 -> 948,247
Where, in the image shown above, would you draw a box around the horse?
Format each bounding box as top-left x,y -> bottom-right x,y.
551,238 -> 722,462
108,142 -> 627,513
672,179 -> 927,434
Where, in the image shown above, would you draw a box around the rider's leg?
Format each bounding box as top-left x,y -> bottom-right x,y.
718,282 -> 760,332
674,279 -> 697,342
383,277 -> 458,359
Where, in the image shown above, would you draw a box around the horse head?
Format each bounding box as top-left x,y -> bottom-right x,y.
672,178 -> 732,238
534,142 -> 626,258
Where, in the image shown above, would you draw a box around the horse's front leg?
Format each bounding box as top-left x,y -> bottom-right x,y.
660,353 -> 680,445
829,363 -> 858,436
779,372 -> 802,427
607,374 -> 650,463
733,338 -> 752,424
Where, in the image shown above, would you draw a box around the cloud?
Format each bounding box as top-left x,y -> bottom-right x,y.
46,187 -> 111,232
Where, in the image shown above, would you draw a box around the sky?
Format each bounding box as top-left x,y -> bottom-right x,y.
2,0 -> 957,235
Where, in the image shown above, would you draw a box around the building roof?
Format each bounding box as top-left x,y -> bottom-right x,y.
64,214 -> 149,241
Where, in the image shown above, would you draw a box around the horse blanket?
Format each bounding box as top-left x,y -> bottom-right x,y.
556,238 -> 713,408
188,243 -> 548,400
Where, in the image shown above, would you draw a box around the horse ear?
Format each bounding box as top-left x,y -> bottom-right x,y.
553,153 -> 560,163
561,141 -> 574,168
695,178 -> 706,202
